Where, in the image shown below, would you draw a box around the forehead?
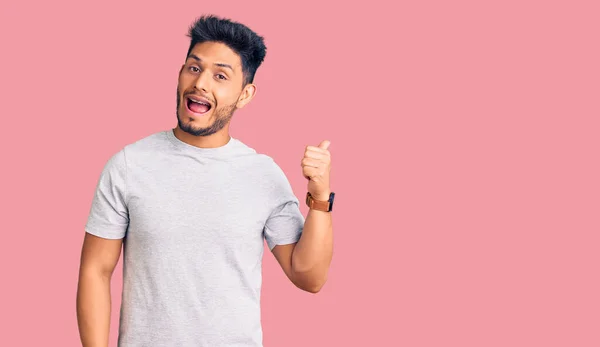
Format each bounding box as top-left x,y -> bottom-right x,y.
188,41 -> 242,70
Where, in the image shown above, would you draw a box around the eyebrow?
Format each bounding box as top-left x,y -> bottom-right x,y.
188,54 -> 234,72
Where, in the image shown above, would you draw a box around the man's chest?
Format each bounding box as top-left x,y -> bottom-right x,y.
124,164 -> 273,250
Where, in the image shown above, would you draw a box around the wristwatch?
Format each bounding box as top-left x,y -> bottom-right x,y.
305,192 -> 335,212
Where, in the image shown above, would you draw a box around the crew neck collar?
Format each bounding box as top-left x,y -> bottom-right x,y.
165,128 -> 236,154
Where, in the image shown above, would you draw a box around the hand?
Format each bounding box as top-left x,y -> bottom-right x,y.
301,140 -> 332,201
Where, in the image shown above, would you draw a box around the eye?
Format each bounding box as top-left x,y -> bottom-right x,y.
189,66 -> 200,73
216,74 -> 227,80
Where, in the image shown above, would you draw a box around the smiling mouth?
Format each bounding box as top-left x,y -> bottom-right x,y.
186,96 -> 212,115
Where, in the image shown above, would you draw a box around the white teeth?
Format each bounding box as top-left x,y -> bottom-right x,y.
189,98 -> 209,106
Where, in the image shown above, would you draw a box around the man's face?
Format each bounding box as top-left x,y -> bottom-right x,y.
176,41 -> 255,136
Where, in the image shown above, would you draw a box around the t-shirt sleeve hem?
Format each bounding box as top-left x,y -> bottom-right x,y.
267,234 -> 302,251
84,226 -> 126,240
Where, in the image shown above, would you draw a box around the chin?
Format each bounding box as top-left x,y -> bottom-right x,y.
178,113 -> 216,136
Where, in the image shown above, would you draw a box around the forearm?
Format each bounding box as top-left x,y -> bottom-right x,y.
291,208 -> 333,292
76,270 -> 112,347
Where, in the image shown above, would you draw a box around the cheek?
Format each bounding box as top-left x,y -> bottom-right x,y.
213,88 -> 237,106
178,74 -> 193,91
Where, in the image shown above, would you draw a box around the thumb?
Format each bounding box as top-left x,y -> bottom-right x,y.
318,140 -> 331,150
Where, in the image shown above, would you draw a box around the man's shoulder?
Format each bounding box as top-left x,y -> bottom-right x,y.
231,139 -> 292,182
122,130 -> 168,153
232,138 -> 278,166
93,131 -> 164,170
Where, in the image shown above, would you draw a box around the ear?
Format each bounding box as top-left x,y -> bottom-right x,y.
236,83 -> 257,109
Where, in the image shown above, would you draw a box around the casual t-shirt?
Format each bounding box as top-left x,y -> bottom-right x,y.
84,129 -> 305,347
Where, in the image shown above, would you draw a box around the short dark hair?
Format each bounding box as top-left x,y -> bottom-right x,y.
186,15 -> 267,86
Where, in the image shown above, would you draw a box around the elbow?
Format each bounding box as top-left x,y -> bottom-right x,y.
290,257 -> 330,294
305,283 -> 324,294
295,275 -> 328,294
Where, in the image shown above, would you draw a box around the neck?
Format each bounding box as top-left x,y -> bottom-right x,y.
172,126 -> 231,149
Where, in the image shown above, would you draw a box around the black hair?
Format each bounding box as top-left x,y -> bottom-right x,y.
186,15 -> 267,86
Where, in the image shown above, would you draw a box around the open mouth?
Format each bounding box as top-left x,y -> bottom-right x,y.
185,96 -> 212,115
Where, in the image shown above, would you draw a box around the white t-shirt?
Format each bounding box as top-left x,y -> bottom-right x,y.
85,129 -> 305,346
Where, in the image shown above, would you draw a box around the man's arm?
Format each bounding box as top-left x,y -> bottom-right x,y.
272,205 -> 333,293
272,139 -> 334,293
76,232 -> 123,347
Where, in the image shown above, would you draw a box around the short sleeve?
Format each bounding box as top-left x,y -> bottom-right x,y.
84,149 -> 129,239
263,162 -> 305,251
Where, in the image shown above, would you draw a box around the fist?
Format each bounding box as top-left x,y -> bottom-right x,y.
301,140 -> 331,201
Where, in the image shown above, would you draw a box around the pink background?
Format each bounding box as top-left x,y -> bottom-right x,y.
1,0 -> 599,346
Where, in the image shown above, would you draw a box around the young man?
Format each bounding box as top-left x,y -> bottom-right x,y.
76,15 -> 335,347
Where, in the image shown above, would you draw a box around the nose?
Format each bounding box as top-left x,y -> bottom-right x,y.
194,70 -> 211,93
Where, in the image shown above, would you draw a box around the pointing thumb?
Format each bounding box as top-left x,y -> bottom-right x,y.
318,140 -> 330,150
